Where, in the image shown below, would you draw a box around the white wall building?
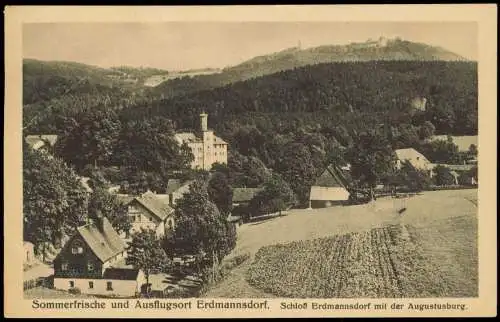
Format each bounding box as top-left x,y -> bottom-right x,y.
175,113 -> 228,170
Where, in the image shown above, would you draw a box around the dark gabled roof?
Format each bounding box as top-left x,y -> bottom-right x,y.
313,164 -> 351,189
102,268 -> 140,280
232,187 -> 264,203
76,217 -> 127,263
132,191 -> 174,221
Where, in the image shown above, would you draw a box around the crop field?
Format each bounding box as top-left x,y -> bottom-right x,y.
246,215 -> 477,298
203,189 -> 478,298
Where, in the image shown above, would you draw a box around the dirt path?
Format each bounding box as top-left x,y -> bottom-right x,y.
202,189 -> 477,298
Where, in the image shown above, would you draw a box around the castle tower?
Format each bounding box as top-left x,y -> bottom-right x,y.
200,112 -> 208,132
200,112 -> 214,170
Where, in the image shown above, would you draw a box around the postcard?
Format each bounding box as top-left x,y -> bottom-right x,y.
4,4 -> 497,318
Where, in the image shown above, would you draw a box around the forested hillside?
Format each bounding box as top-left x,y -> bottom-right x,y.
24,59 -> 478,206
152,38 -> 469,99
23,59 -> 159,134
136,60 -> 477,136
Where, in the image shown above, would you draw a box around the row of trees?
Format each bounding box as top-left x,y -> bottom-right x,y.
24,145 -> 238,290
23,145 -> 130,256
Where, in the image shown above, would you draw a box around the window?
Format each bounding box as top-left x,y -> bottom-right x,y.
89,281 -> 94,289
87,262 -> 94,272
71,241 -> 84,254
107,282 -> 113,291
149,217 -> 152,221
61,262 -> 68,271
69,281 -> 75,288
416,157 -> 420,161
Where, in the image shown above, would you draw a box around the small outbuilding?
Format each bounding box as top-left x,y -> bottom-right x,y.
309,164 -> 351,208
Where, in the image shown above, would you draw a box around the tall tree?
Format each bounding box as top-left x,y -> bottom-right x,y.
23,143 -> 89,253
114,116 -> 193,174
55,108 -> 122,171
275,142 -> 318,204
88,187 -> 131,234
208,171 -> 233,216
126,228 -> 170,296
346,131 -> 395,194
169,180 -> 236,274
249,174 -> 296,216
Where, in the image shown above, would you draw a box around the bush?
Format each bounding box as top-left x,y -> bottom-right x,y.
68,287 -> 81,295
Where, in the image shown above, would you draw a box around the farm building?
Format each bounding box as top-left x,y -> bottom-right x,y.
53,214 -> 146,297
175,113 -> 228,170
309,164 -> 351,208
395,148 -> 434,174
122,191 -> 175,239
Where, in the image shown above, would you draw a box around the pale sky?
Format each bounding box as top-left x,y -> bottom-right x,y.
23,22 -> 477,70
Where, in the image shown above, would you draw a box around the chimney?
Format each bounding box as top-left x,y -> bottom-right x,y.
95,210 -> 104,231
200,112 -> 208,132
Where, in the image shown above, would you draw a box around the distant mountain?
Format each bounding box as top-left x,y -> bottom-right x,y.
153,37 -> 468,98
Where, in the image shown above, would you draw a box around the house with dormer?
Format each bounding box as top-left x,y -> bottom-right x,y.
53,214 -> 146,297
122,191 -> 175,239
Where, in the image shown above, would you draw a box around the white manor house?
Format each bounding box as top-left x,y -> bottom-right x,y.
175,113 -> 228,170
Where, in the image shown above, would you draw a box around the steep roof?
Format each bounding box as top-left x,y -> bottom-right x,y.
25,134 -> 58,149
313,164 -> 351,190
214,135 -> 228,145
76,217 -> 127,263
175,132 -> 228,145
395,148 -> 430,163
133,191 -> 174,221
232,187 -> 264,203
175,132 -> 202,143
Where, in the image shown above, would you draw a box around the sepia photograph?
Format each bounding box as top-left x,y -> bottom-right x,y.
4,5 -> 497,318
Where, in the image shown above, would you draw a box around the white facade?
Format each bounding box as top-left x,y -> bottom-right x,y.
53,272 -> 146,298
175,113 -> 228,170
125,202 -> 174,239
310,186 -> 350,201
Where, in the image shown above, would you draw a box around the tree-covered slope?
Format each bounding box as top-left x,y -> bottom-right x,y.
152,38 -> 469,99
136,60 -> 477,136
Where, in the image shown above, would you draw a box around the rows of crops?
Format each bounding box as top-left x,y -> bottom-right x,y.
246,223 -> 457,298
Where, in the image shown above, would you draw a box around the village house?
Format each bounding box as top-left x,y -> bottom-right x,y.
165,179 -> 194,206
394,148 -> 434,175
309,164 -> 351,208
120,191 -> 175,239
24,134 -> 58,153
53,214 -> 146,297
175,113 -> 228,170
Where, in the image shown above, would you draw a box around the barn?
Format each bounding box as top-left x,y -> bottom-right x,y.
309,164 -> 351,208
